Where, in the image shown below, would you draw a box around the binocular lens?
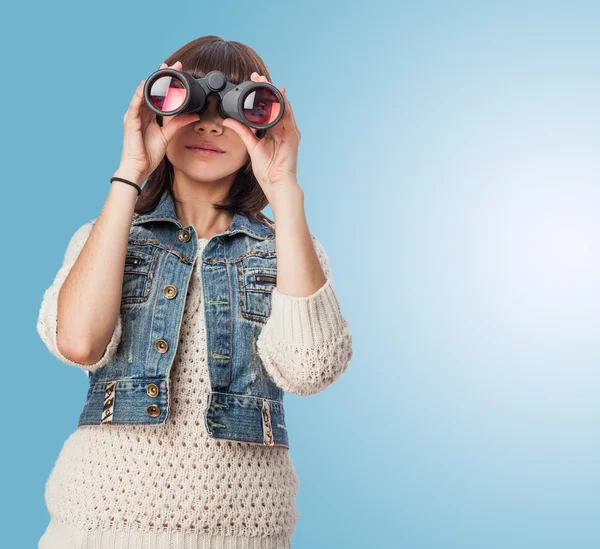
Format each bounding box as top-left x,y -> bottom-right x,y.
242,87 -> 282,125
143,69 -> 285,133
148,75 -> 187,113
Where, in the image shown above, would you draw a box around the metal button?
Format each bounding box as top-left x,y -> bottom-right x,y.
178,229 -> 191,242
155,339 -> 169,353
163,285 -> 177,299
146,404 -> 161,417
146,383 -> 160,398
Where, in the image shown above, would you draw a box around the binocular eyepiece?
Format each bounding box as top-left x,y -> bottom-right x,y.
143,69 -> 285,138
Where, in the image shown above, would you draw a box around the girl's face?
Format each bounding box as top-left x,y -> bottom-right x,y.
163,95 -> 258,183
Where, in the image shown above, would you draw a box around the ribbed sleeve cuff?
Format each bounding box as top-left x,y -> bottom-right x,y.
265,277 -> 346,347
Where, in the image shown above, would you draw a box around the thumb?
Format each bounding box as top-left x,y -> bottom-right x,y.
161,113 -> 200,142
222,118 -> 258,151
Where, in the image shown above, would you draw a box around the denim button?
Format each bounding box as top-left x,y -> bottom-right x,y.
163,285 -> 177,299
178,229 -> 191,242
155,339 -> 168,353
146,404 -> 161,417
146,383 -> 160,398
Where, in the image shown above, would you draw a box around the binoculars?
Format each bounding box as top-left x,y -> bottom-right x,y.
143,69 -> 285,139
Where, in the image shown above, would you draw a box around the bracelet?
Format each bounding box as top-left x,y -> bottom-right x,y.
110,176 -> 142,196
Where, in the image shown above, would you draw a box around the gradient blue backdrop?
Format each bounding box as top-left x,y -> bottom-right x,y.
3,1 -> 600,547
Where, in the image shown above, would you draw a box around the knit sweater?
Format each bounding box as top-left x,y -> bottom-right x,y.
36,220 -> 353,549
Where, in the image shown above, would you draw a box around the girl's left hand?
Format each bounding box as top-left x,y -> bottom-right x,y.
222,72 -> 301,195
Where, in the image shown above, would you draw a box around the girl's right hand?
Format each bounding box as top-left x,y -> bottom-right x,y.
118,60 -> 200,181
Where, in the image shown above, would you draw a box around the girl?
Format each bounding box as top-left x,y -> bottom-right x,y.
37,35 -> 353,548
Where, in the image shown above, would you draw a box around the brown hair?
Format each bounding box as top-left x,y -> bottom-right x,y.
134,35 -> 274,229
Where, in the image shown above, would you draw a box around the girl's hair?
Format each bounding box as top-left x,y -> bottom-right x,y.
134,35 -> 274,229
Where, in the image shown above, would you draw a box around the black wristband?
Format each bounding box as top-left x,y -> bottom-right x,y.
110,176 -> 142,196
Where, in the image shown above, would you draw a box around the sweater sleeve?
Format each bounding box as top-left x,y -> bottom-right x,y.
36,220 -> 123,374
256,234 -> 353,395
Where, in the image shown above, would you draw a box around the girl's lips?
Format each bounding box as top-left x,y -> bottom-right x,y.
187,147 -> 225,157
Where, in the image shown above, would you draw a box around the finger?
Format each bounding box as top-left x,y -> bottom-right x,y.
159,60 -> 181,70
125,80 -> 146,122
222,118 -> 259,151
139,95 -> 157,129
254,73 -> 270,84
251,71 -> 271,84
161,113 -> 200,142
278,87 -> 300,136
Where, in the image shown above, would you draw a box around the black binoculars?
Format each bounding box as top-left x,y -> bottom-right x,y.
143,69 -> 285,139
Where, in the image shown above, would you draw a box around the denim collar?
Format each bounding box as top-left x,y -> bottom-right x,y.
132,188 -> 274,240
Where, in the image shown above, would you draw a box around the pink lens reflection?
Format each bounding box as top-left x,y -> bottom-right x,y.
242,87 -> 281,125
148,76 -> 187,113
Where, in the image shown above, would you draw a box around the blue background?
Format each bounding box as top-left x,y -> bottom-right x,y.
3,0 -> 600,547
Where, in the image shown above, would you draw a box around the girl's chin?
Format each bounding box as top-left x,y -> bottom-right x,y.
183,166 -> 238,182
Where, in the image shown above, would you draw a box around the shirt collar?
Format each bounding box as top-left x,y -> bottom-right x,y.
132,188 -> 274,240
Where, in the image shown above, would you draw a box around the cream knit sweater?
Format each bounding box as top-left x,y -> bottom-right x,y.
37,220 -> 353,549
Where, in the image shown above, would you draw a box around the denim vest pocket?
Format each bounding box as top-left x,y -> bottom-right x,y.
237,253 -> 277,324
121,244 -> 160,305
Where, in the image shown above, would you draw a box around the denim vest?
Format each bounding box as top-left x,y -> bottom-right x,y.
78,189 -> 289,449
